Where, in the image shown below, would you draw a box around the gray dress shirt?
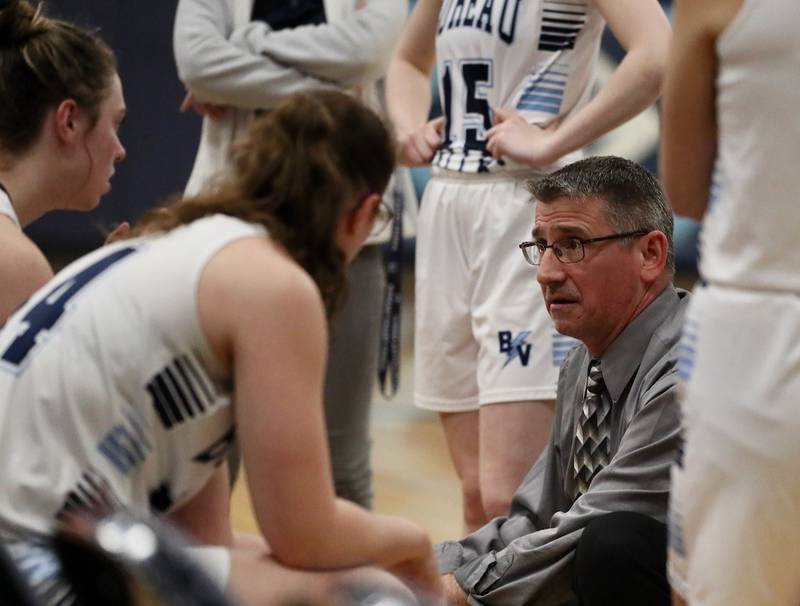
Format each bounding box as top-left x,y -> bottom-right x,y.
437,285 -> 690,605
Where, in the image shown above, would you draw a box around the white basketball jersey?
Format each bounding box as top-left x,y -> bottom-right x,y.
698,0 -> 800,292
0,184 -> 20,228
0,215 -> 264,539
433,0 -> 604,174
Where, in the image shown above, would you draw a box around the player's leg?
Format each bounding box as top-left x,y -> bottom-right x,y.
671,286 -> 800,606
414,175 -> 483,531
478,399 -> 553,519
439,410 -> 485,532
324,244 -> 385,509
472,179 -> 571,519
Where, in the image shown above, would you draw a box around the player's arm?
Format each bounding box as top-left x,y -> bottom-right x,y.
385,0 -> 444,166
173,0 -> 327,110
0,223 -> 53,325
241,0 -> 408,90
487,0 -> 671,166
197,239 -> 439,593
660,0 -> 741,220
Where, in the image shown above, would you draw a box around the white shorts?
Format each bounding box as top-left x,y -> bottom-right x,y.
668,284 -> 800,605
414,172 -> 576,411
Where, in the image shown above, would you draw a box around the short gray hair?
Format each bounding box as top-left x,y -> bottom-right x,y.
528,156 -> 674,273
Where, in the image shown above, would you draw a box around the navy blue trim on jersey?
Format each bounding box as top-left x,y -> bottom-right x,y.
538,0 -> 587,51
147,354 -> 219,429
192,426 -> 237,467
0,247 -> 137,371
56,470 -> 119,523
149,482 -> 174,513
146,354 -> 216,429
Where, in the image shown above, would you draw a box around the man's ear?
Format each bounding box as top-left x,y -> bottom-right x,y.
346,192 -> 381,236
640,230 -> 669,280
53,99 -> 82,144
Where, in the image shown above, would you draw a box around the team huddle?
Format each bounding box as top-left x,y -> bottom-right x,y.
0,0 -> 797,605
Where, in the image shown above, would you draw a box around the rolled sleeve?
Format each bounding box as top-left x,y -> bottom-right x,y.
439,381 -> 681,605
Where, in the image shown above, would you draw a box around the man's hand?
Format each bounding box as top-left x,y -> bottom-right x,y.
180,92 -> 228,122
442,574 -> 469,605
397,117 -> 445,166
486,107 -> 561,167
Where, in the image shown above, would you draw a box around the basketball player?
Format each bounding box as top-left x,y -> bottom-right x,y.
0,91 -> 440,606
0,0 -> 126,325
174,0 -> 413,511
661,0 -> 800,604
386,0 -> 671,530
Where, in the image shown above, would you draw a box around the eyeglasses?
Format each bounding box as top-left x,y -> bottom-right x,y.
370,201 -> 395,237
518,230 -> 650,266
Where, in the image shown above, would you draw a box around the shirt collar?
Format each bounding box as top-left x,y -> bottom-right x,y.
596,284 -> 680,403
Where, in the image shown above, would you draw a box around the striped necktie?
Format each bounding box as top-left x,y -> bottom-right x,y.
573,360 -> 610,498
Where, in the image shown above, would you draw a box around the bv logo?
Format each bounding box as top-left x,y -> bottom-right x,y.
498,330 -> 533,368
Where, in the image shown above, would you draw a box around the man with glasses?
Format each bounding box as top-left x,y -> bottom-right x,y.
438,156 -> 688,606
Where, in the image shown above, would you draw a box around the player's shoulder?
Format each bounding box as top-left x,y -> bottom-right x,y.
0,220 -> 53,321
196,236 -> 326,367
201,236 -> 323,320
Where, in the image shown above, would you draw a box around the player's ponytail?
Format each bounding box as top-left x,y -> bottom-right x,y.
0,0 -> 117,156
0,0 -> 47,45
130,91 -> 395,317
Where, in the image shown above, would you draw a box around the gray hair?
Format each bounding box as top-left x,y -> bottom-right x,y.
528,155 -> 674,273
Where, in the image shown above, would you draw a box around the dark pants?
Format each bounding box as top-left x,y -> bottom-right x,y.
572,511 -> 670,606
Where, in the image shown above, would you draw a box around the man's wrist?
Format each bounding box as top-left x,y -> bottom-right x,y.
442,574 -> 469,606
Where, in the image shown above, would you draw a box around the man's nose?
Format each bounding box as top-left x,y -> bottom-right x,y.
536,247 -> 565,286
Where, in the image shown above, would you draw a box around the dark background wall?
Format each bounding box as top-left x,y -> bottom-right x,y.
28,1 -> 202,256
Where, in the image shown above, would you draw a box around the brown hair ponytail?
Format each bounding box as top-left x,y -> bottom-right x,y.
130,91 -> 395,317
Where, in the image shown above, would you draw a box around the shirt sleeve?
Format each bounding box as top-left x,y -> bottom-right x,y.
173,0 -> 329,109
441,377 -> 681,606
244,0 -> 409,89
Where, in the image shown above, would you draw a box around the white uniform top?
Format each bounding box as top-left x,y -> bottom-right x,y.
698,0 -> 800,293
0,185 -> 21,228
433,0 -> 605,174
0,215 -> 264,540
